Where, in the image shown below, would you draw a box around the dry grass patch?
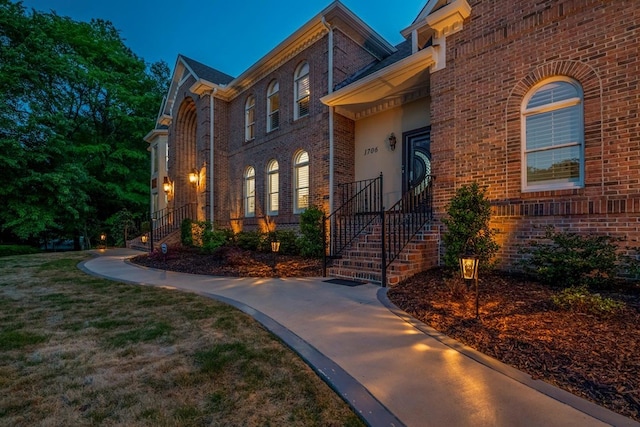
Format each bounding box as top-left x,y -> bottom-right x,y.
0,252 -> 363,427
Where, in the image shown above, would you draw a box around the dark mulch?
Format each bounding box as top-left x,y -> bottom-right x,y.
130,245 -> 323,278
387,268 -> 640,422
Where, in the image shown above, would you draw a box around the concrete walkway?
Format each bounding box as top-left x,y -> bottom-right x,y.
81,249 -> 639,427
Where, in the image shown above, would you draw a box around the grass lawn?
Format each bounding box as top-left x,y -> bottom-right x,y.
0,252 -> 363,426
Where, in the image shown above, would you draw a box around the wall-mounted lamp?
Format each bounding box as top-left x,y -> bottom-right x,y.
388,133 -> 397,151
162,176 -> 172,193
188,169 -> 199,185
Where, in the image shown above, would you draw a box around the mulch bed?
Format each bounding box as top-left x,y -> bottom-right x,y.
130,248 -> 640,421
387,268 -> 640,422
130,245 -> 323,278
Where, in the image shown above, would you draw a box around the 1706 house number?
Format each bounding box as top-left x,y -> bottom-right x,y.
364,147 -> 378,155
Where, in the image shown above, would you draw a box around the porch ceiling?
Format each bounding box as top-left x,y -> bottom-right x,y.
321,46 -> 435,120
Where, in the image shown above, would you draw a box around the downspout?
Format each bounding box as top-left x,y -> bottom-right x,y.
209,88 -> 217,226
322,16 -> 334,215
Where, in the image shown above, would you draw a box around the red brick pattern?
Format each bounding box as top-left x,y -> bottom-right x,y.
430,0 -> 640,269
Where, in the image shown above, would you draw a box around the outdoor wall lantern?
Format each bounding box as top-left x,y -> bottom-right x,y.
459,252 -> 480,319
388,133 -> 397,151
162,176 -> 172,193
188,169 -> 199,185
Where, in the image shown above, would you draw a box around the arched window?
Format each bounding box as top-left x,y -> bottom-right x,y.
294,62 -> 310,120
267,80 -> 280,132
521,77 -> 584,191
266,160 -> 279,215
293,150 -> 309,212
244,166 -> 255,217
245,95 -> 255,141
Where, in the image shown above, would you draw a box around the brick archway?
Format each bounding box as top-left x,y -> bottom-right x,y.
171,97 -> 198,211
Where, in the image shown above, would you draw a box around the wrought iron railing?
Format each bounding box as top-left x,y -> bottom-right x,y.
323,174 -> 383,266
382,175 -> 435,284
150,203 -> 196,247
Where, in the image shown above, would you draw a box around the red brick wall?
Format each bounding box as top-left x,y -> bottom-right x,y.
430,0 -> 640,269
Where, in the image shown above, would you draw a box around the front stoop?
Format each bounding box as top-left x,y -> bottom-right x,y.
328,224 -> 439,286
126,229 -> 181,253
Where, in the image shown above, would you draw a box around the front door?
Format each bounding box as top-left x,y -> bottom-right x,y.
402,127 -> 432,194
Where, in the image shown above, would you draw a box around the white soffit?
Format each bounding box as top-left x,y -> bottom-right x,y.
321,46 -> 435,110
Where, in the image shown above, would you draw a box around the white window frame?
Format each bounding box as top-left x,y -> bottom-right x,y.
266,159 -> 279,215
267,80 -> 280,132
245,95 -> 255,141
244,166 -> 255,217
294,62 -> 310,120
293,150 -> 309,213
521,77 -> 584,192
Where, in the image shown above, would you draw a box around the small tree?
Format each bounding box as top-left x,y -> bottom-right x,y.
442,182 -> 499,269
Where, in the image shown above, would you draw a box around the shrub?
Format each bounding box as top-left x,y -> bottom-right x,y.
297,205 -> 324,258
441,182 -> 500,270
181,219 -> 194,246
518,227 -> 621,288
274,229 -> 300,256
235,231 -> 267,252
202,228 -> 232,254
443,276 -> 467,300
551,285 -> 625,317
0,245 -> 39,257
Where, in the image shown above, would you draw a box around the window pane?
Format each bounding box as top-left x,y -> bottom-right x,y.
526,106 -> 580,150
298,96 -> 309,118
527,81 -> 578,109
296,163 -> 309,210
527,145 -> 580,183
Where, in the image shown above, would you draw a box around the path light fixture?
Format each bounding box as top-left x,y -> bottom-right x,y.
100,233 -> 107,249
459,252 -> 480,319
388,132 -> 397,151
162,176 -> 172,193
188,169 -> 199,185
141,234 -> 148,244
271,239 -> 280,271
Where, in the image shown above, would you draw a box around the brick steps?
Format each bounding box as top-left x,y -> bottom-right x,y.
327,221 -> 438,286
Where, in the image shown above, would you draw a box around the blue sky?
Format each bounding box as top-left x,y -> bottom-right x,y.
20,0 -> 426,77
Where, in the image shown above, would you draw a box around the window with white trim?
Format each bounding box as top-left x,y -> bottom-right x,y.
266,160 -> 279,215
244,166 -> 255,217
245,95 -> 255,141
293,150 -> 309,212
267,80 -> 280,132
521,77 -> 584,192
294,62 -> 310,119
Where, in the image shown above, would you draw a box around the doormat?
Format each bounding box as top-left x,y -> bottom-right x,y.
323,278 -> 366,287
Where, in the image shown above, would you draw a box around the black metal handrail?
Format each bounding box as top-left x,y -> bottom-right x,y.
382,176 -> 435,285
150,203 -> 196,246
323,174 -> 383,264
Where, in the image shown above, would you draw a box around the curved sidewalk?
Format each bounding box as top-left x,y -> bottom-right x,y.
81,249 -> 638,427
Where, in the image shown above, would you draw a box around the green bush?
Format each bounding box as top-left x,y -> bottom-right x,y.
551,285 -> 625,317
202,228 -> 233,254
518,227 -> 621,288
274,229 -> 300,256
441,182 -> 500,269
297,206 -> 324,258
181,219 -> 194,246
235,231 -> 267,252
0,245 -> 39,257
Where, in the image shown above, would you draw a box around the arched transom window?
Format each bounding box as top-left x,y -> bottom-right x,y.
521,77 -> 584,191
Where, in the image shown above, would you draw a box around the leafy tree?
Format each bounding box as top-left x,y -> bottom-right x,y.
0,1 -> 169,246
442,182 -> 500,269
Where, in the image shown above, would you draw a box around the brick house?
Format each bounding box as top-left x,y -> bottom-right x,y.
146,0 -> 640,285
